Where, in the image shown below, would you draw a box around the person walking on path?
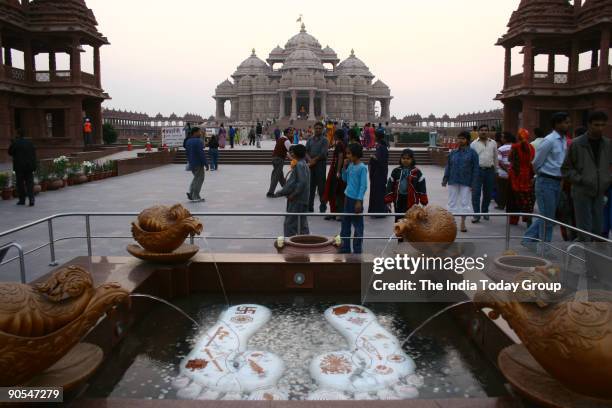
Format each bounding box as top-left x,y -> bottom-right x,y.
387,149 -> 429,232
522,112 -> 570,247
229,126 -> 236,149
561,111 -> 612,241
293,128 -> 300,145
218,124 -> 227,149
507,129 -> 536,226
83,118 -> 93,145
248,126 -> 256,146
185,127 -> 209,202
323,129 -> 347,220
442,132 -> 479,232
274,144 -> 310,237
208,134 -> 219,171
339,143 -> 368,254
8,129 -> 37,207
495,132 -> 515,210
256,121 -> 263,148
306,122 -> 329,213
267,128 -> 292,197
470,124 -> 498,223
368,130 -> 389,216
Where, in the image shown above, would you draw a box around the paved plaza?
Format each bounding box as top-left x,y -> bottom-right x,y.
0,162 -> 549,282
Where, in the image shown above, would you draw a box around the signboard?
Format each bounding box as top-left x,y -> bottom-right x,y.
161,127 -> 185,148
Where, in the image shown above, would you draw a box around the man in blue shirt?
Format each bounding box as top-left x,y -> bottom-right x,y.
185,127 -> 209,202
340,143 -> 368,254
522,112 -> 570,247
229,125 -> 236,149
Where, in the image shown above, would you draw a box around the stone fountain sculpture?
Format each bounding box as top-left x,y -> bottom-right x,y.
127,204 -> 203,263
0,265 -> 129,387
394,205 -> 457,253
475,266 -> 612,404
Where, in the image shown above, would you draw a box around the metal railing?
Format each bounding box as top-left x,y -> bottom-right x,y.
0,211 -> 610,283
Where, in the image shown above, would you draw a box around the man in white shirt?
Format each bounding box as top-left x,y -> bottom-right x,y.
470,125 -> 498,223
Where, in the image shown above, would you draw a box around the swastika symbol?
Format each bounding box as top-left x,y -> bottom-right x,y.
236,306 -> 257,315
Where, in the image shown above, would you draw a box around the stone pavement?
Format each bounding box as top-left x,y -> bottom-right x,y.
0,163 -> 546,283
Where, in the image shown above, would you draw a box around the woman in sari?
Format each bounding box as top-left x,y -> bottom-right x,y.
218,123 -> 227,148
368,130 -> 389,216
368,124 -> 376,149
323,129 -> 347,220
507,128 -> 535,225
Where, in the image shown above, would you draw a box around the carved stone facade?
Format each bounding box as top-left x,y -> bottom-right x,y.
213,24 -> 392,124
102,108 -> 204,140
0,0 -> 110,160
497,0 -> 612,136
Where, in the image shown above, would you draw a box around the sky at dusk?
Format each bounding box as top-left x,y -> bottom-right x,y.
86,0 -> 520,118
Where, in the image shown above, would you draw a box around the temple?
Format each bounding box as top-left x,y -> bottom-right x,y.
213,24 -> 392,124
0,0 -> 109,160
497,0 -> 612,135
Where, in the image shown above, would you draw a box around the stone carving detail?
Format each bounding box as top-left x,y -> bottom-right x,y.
394,205 -> 457,251
475,268 -> 612,399
131,204 -> 203,253
0,266 -> 129,386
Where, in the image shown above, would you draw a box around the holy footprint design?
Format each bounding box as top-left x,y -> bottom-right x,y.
172,305 -> 285,400
308,305 -> 418,399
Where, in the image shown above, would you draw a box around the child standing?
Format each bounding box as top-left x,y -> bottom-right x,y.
340,144 -> 368,254
386,148 -> 429,223
274,144 -> 310,237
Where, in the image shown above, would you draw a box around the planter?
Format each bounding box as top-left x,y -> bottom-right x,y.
40,181 -> 49,192
47,179 -> 64,191
67,178 -> 75,186
274,235 -> 340,256
87,175 -> 93,182
486,254 -> 553,283
33,184 -> 42,195
1,188 -> 12,200
78,175 -> 88,184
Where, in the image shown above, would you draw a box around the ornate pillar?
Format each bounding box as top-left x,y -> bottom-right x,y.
569,39 -> 579,84
522,37 -> 534,86
547,53 -> 555,76
94,45 -> 101,88
504,46 -> 511,88
290,90 -> 297,120
70,38 -> 82,84
321,92 -> 327,119
215,99 -> 221,119
23,37 -> 34,81
308,90 -> 315,120
279,91 -> 285,119
4,47 -> 11,67
599,27 -> 610,81
0,30 -> 3,80
219,99 -> 226,118
591,49 -> 599,69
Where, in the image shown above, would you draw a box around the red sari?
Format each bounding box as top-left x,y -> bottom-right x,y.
322,140 -> 346,213
507,139 -> 535,225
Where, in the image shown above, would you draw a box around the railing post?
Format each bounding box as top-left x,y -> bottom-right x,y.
48,219 -> 58,266
505,215 -> 511,251
85,215 -> 92,257
297,214 -> 301,235
16,244 -> 26,284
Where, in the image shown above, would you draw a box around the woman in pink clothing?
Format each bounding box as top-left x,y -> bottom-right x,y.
368,124 -> 376,149
218,123 -> 227,148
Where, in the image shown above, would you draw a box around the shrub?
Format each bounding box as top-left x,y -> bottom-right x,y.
395,132 -> 430,144
103,123 -> 118,145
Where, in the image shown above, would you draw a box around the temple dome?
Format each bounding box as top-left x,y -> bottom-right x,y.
506,0 -> 574,37
337,50 -> 374,78
282,49 -> 325,70
269,45 -> 285,56
578,0 -> 612,28
233,49 -> 271,77
285,23 -> 322,51
215,79 -> 235,93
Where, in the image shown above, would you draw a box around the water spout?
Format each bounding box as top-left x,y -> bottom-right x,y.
361,234 -> 397,305
129,294 -> 200,328
202,237 -> 230,308
400,301 -> 472,348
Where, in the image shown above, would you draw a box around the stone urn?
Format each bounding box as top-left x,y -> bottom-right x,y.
475,268 -> 612,400
486,253 -> 553,283
274,235 -> 340,255
127,204 -> 203,263
0,265 -> 129,387
394,205 -> 457,253
47,179 -> 64,191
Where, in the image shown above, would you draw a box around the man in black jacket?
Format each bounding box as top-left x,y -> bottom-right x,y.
8,129 -> 37,206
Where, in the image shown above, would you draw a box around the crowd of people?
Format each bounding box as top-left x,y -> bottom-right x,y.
181,111 -> 612,254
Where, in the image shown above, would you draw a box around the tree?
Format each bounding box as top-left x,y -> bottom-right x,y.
102,123 -> 118,144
